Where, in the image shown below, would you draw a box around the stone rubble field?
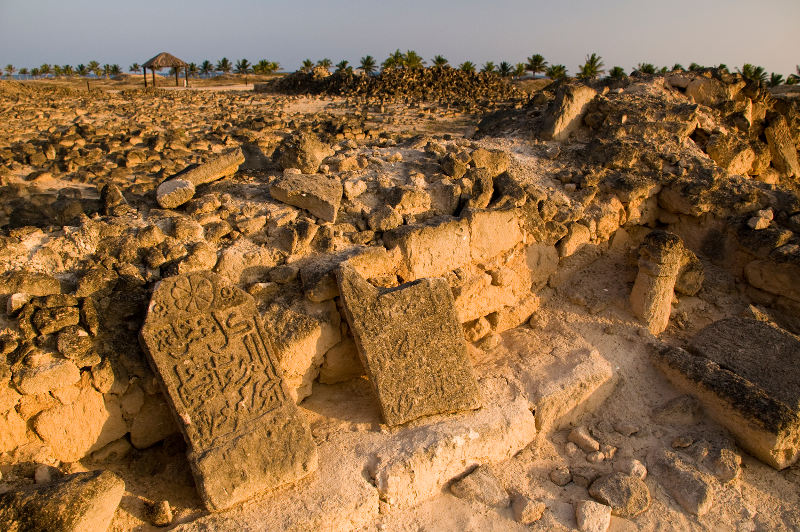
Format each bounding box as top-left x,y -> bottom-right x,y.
0,69 -> 799,531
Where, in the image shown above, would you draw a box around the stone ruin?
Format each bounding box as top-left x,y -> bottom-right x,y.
0,68 -> 799,529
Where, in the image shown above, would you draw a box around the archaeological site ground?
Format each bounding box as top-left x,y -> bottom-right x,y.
0,65 -> 799,531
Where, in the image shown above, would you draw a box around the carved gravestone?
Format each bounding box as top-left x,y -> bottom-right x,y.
337,264 -> 482,426
140,272 -> 317,511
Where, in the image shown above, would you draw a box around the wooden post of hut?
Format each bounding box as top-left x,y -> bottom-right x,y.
152,68 -> 156,87
143,66 -> 147,88
185,66 -> 189,88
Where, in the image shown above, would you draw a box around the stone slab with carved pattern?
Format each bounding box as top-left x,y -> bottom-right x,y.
336,264 -> 482,426
139,272 -> 317,511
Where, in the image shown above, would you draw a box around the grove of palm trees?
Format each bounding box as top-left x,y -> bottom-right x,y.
0,37 -> 799,532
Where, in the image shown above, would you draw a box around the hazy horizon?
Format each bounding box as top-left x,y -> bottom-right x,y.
1,0 -> 798,77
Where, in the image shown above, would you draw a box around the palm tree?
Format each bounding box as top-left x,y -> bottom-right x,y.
200,60 -> 214,77
787,66 -> 800,85
235,58 -> 251,74
609,66 -> 626,79
4,64 -> 15,78
62,65 -> 74,77
188,63 -> 198,77
513,63 -> 526,78
382,49 -> 405,70
432,55 -> 449,68
717,64 -> 729,73
334,60 -> 351,73
87,61 -> 100,77
672,63 -> 684,71
216,57 -> 232,74
738,64 -> 767,85
403,50 -> 424,69
31,68 -> 40,78
129,63 -> 141,74
577,53 -> 604,80
359,55 -> 377,75
459,61 -> 476,73
481,61 -> 496,73
636,63 -> 656,75
39,63 -> 52,77
101,64 -> 111,78
316,58 -> 332,71
266,61 -> 280,73
19,67 -> 29,77
76,64 -> 87,76
688,62 -> 704,72
110,64 -> 121,76
545,64 -> 567,79
498,61 -> 513,77
300,59 -> 314,73
526,54 -> 547,77
768,73 -> 784,87
53,65 -> 63,77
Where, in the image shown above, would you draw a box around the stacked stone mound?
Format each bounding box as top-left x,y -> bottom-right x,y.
271,67 -> 524,104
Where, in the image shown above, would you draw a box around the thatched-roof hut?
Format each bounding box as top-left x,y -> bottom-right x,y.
142,52 -> 189,88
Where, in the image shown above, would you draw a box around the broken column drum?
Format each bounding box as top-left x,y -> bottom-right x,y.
140,272 -> 317,511
630,231 -> 684,335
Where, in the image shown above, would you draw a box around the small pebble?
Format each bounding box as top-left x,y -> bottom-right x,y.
148,499 -> 173,527
587,451 -> 605,463
569,426 -> 600,452
614,458 -> 647,480
549,466 -> 572,486
672,436 -> 694,449
565,442 -> 581,457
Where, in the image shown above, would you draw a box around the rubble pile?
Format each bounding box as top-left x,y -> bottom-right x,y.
0,69 -> 798,530
270,66 -> 525,107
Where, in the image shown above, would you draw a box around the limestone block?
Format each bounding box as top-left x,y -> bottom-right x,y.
467,209 -> 523,263
558,222 -> 591,257
652,318 -> 800,469
540,84 -> 597,141
0,470 -> 124,532
0,409 -> 28,453
269,173 -> 343,223
261,299 -> 342,402
369,396 -> 536,509
745,259 -> 800,303
384,217 -> 471,281
32,388 -> 128,462
318,337 -> 364,384
130,393 -> 179,449
764,115 -> 800,178
486,294 -> 541,334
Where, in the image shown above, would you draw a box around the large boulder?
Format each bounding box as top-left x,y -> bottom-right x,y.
539,84 -> 597,141
275,132 -> 335,174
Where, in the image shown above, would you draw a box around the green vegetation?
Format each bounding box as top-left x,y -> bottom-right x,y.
526,54 -> 547,77
577,53 -> 604,80
609,66 -> 626,79
498,61 -> 512,77
432,55 -> 449,68
481,61 -> 496,73
234,58 -> 251,75
636,62 -> 656,75
459,61 -> 476,73
216,57 -> 232,74
738,63 -> 767,85
359,56 -> 377,75
545,64 -> 567,79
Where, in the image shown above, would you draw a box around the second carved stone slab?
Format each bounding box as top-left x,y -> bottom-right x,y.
336,264 -> 482,426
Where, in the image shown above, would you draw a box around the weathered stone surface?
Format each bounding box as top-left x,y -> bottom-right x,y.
32,387 -> 127,462
369,396 -> 536,509
675,248 -> 704,296
269,173 -> 343,223
705,133 -> 755,175
261,298 -> 341,402
130,393 -> 179,449
175,147 -> 244,186
558,222 -> 591,257
467,208 -> 522,263
512,495 -> 546,524
540,84 -> 597,141
745,259 -> 800,302
0,409 -> 28,453
13,356 -> 81,395
470,148 -> 510,177
384,216 -> 471,281
576,499 -> 611,532
140,272 -> 317,511
449,465 -> 509,508
764,115 -> 800,178
685,77 -> 729,106
337,265 -> 482,426
647,448 -> 714,516
275,132 -> 335,174
156,178 -> 196,209
588,472 -> 650,518
630,231 -> 684,335
0,470 -> 124,532
652,318 -> 800,469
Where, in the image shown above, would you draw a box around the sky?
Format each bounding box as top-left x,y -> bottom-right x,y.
1,0 -> 798,76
